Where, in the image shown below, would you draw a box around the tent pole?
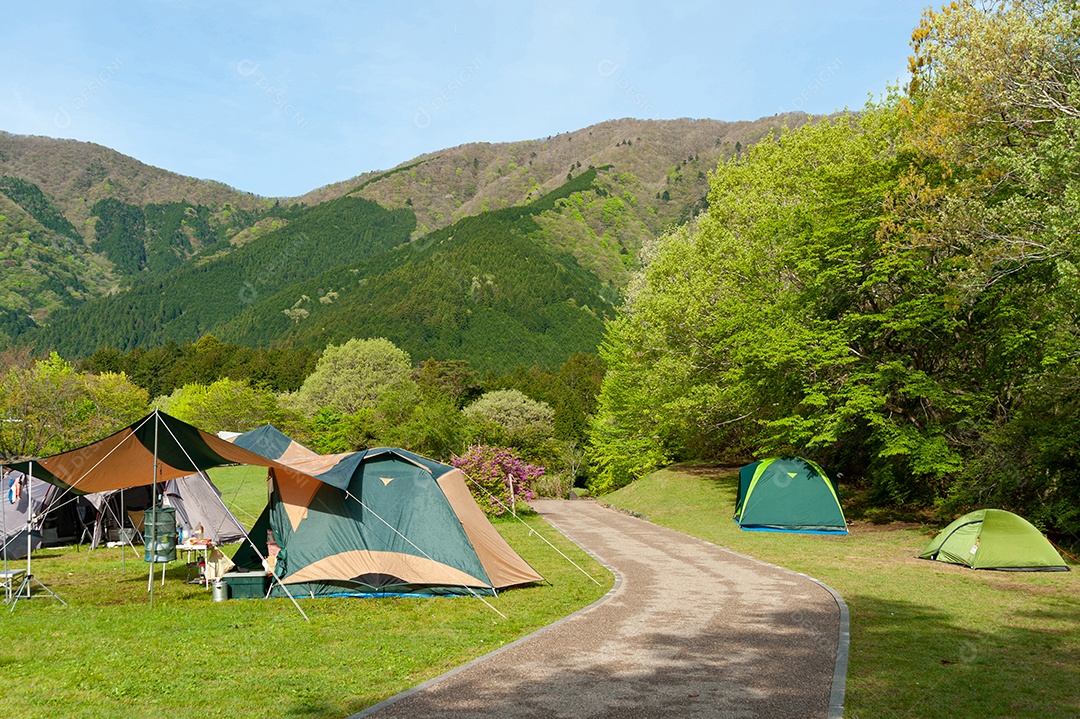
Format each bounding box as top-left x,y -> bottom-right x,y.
201,468 -> 310,621
25,465 -> 31,580
149,411 -> 159,608
154,420 -> 311,622
1,468 -> 8,584
190,480 -> 310,621
1,464 -> 8,587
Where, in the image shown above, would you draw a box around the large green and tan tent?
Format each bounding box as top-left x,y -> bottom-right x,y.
734,457 -> 848,534
919,509 -> 1069,571
229,426 -> 543,597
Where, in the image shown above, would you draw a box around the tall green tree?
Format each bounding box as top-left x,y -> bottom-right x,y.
0,353 -> 148,458
589,1 -> 1080,535
413,358 -> 483,408
156,377 -> 285,433
293,337 -> 412,416
590,110 -> 908,493
464,389 -> 555,460
902,0 -> 1080,528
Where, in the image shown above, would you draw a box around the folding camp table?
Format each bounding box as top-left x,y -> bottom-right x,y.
178,540 -> 213,588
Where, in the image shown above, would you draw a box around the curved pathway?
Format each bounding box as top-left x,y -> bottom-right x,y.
353,499 -> 847,719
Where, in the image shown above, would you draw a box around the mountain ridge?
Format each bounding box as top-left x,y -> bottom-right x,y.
2,114 -> 810,370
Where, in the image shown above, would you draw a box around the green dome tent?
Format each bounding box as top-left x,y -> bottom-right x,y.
228,426 -> 543,597
919,509 -> 1069,572
734,457 -> 847,534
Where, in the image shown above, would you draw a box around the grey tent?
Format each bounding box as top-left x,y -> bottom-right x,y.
86,471 -> 246,549
2,470 -> 45,561
3,467 -> 244,556
163,471 -> 246,545
2,469 -> 93,561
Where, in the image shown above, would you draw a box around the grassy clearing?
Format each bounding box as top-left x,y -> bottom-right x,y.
602,463 -> 1080,719
0,468 -> 612,719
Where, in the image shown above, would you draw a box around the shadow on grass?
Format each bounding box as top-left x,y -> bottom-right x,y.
845,593 -> 1080,719
286,696 -> 340,717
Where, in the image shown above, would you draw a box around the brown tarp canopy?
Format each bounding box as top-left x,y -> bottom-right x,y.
4,410 -> 308,495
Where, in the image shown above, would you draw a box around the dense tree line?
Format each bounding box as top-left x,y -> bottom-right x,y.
79,335 -> 318,397
0,350 -> 147,459
0,175 -> 82,241
17,170 -> 617,378
588,1 -> 1080,535
3,333 -> 603,511
89,198 -> 307,279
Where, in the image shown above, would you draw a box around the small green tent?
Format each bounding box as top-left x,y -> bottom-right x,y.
919,509 -> 1069,571
734,457 -> 847,534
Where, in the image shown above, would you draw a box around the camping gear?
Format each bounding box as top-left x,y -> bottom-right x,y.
222,571 -> 269,599
2,469 -> 99,559
229,426 -> 543,597
734,457 -> 848,534
1,467 -> 67,610
204,547 -> 235,582
143,507 -> 177,563
919,509 -> 1070,571
1,411 -> 329,617
2,469 -> 246,555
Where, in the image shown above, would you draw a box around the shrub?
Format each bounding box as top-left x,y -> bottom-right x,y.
463,389 -> 554,457
534,472 -> 574,499
451,445 -> 544,516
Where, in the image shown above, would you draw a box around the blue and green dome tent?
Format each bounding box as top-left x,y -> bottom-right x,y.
734,457 -> 847,534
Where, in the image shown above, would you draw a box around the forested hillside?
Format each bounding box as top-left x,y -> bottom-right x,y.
217,170 -> 612,372
0,133 -> 291,328
33,196 -> 415,356
0,132 -> 270,228
299,116 -> 798,240
0,177 -> 108,338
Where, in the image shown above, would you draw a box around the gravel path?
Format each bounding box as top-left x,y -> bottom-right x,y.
351,499 -> 847,719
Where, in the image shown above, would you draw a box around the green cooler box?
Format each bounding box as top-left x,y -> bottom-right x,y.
222,571 -> 269,599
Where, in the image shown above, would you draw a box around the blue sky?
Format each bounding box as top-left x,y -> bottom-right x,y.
1,1 -> 925,197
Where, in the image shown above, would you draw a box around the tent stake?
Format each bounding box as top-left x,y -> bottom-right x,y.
149,410 -> 158,608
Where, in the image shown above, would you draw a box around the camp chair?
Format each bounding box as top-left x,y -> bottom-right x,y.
1,568 -> 27,603
125,510 -> 145,543
75,505 -> 95,547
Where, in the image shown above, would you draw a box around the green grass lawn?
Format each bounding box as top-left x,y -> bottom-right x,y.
602,464 -> 1080,719
0,467 -> 612,719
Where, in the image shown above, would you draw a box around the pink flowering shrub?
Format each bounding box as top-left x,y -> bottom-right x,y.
451,444 -> 544,516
